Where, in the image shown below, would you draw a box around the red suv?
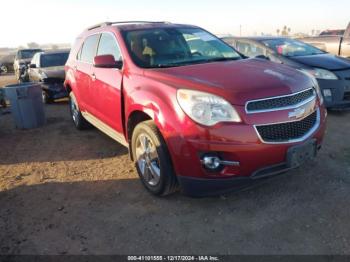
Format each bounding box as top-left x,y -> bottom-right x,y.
65,21 -> 327,197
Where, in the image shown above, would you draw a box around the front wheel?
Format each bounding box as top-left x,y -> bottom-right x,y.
42,91 -> 53,104
132,120 -> 178,196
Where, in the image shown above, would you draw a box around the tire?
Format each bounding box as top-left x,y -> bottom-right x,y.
132,120 -> 178,196
42,91 -> 53,104
69,92 -> 90,130
0,65 -> 7,74
15,69 -> 20,80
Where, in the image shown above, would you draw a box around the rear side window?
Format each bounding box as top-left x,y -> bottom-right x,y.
97,33 -> 122,61
80,34 -> 100,63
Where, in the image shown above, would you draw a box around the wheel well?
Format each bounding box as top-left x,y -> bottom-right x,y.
127,111 -> 152,142
65,84 -> 72,94
127,111 -> 152,159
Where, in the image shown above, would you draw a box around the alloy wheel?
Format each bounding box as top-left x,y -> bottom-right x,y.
135,133 -> 161,186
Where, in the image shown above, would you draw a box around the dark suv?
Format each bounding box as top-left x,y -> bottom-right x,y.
65,21 -> 326,197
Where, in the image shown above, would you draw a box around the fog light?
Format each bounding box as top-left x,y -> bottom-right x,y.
202,156 -> 221,170
323,89 -> 332,97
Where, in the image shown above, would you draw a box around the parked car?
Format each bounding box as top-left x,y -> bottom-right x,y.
0,54 -> 15,74
300,22 -> 350,58
28,50 -> 70,103
319,29 -> 345,36
65,21 -> 326,197
223,36 -> 350,110
14,49 -> 42,80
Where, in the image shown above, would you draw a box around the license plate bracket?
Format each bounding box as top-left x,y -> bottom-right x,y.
287,139 -> 317,168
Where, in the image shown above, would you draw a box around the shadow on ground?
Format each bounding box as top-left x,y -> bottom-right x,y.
0,102 -> 128,165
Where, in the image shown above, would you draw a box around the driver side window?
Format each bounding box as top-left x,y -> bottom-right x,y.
236,41 -> 265,58
97,33 -> 122,61
31,53 -> 40,67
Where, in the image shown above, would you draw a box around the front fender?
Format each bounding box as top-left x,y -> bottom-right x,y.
64,68 -> 83,108
123,73 -> 190,141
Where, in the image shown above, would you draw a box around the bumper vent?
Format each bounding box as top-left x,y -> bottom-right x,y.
256,111 -> 318,143
344,92 -> 350,101
246,89 -> 315,113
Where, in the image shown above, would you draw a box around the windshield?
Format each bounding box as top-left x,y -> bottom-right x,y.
262,38 -> 325,57
18,49 -> 41,59
40,53 -> 69,68
122,27 -> 241,68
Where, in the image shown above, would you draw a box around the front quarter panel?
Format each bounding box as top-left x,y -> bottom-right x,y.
124,72 -> 182,140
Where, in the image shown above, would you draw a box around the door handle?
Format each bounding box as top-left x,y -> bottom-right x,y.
91,73 -> 96,80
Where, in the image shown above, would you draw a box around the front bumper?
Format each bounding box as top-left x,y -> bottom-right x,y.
318,72 -> 350,110
166,105 -> 327,197
178,143 -> 322,197
42,82 -> 68,100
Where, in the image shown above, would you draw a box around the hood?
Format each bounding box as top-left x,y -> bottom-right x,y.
40,66 -> 65,79
145,59 -> 313,105
289,54 -> 350,71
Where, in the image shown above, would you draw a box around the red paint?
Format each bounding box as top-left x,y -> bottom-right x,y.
65,23 -> 326,186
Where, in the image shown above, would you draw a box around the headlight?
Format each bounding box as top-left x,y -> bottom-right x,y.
39,71 -> 47,79
302,68 -> 338,80
298,69 -> 324,105
176,89 -> 241,126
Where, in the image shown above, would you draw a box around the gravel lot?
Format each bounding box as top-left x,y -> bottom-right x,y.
0,74 -> 350,255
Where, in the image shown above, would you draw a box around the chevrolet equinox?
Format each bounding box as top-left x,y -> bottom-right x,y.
64,21 -> 327,197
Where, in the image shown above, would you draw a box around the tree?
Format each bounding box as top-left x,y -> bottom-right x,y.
51,44 -> 59,50
276,29 -> 280,36
27,42 -> 40,49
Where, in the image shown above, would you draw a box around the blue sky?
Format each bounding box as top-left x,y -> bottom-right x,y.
1,0 -> 349,47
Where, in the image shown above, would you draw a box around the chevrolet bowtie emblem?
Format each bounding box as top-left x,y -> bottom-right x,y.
288,107 -> 306,119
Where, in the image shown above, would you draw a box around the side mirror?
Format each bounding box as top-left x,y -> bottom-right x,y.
29,64 -> 36,68
93,55 -> 123,69
255,55 -> 270,60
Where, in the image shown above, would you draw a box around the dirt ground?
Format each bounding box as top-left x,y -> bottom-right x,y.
0,74 -> 350,255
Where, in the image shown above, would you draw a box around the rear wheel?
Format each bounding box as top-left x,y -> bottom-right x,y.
132,120 -> 178,196
0,65 -> 8,74
69,92 -> 90,130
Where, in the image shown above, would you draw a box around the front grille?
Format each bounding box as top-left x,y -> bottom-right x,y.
256,111 -> 318,143
246,89 -> 315,112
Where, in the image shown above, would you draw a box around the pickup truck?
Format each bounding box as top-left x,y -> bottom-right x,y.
301,23 -> 350,58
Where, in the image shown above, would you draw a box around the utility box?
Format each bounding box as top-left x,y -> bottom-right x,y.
4,83 -> 45,129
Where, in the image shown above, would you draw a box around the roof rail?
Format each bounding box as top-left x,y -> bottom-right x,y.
110,21 -> 171,25
86,21 -> 171,31
87,22 -> 113,31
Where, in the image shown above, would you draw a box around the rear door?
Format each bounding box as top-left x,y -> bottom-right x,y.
75,34 -> 100,114
90,32 -> 124,133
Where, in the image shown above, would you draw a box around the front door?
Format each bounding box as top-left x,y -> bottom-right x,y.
90,32 -> 124,134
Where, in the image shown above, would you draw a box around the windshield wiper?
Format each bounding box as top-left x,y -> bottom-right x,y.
154,57 -> 240,68
205,57 -> 241,62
